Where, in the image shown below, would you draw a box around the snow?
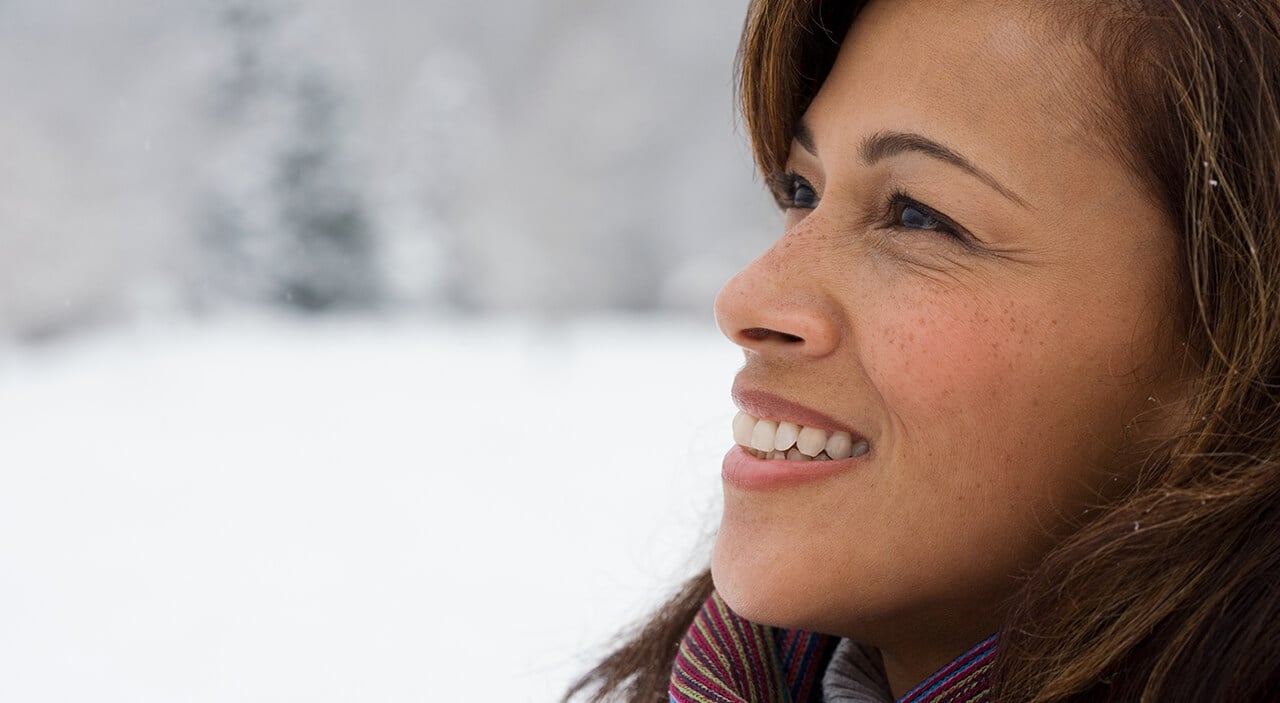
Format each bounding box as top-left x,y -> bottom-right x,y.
0,317 -> 735,701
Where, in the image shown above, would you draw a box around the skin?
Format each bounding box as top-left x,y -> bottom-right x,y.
711,0 -> 1187,695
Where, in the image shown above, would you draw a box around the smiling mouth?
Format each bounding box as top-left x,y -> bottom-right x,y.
732,411 -> 870,461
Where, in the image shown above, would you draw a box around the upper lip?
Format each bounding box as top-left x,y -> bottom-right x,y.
731,385 -> 867,440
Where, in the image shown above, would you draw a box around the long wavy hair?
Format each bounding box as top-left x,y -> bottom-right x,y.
566,1 -> 1280,701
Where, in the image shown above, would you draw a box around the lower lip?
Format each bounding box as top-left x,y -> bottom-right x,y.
721,445 -> 862,491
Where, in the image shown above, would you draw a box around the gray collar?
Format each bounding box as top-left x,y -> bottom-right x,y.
821,638 -> 893,703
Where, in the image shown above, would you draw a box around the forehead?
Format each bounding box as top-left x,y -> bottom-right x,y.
805,0 -> 1117,210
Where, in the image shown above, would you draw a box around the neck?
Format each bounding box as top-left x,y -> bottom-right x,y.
876,629 -> 999,698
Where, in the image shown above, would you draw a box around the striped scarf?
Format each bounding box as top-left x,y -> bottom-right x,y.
670,591 -> 995,703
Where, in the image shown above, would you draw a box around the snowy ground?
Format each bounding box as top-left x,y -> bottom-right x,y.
0,316 -> 737,701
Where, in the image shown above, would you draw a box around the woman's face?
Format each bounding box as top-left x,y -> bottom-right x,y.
712,0 -> 1184,682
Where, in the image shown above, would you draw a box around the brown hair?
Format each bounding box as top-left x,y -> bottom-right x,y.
567,1 -> 1280,701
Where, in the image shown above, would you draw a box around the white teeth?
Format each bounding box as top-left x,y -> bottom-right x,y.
734,410 -> 869,461
796,426 -> 828,457
732,412 -> 756,447
751,420 -> 778,452
774,421 -> 800,451
825,431 -> 854,460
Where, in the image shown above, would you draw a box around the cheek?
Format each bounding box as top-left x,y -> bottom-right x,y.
861,291 -> 1134,498
866,297 -> 1048,428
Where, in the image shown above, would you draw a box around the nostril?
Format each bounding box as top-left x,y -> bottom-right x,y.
742,327 -> 804,344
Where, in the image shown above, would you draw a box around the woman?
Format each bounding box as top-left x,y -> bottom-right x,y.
571,0 -> 1280,700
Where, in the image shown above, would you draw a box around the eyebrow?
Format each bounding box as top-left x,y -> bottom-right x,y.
793,121 -> 1030,209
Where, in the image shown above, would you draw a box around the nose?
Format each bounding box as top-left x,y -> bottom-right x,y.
714,236 -> 842,359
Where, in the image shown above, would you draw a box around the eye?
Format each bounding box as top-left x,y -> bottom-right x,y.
790,177 -> 819,209
886,191 -> 963,240
769,172 -> 820,211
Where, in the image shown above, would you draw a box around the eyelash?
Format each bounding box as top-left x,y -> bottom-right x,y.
767,171 -> 965,242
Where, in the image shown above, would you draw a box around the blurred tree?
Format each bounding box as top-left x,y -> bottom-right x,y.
194,0 -> 381,313
0,0 -> 775,339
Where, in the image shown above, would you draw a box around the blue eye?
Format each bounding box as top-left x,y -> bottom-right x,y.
791,178 -> 819,209
887,192 -> 962,240
900,203 -> 939,230
769,172 -> 820,210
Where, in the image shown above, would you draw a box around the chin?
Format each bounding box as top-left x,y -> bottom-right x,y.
710,525 -> 829,632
